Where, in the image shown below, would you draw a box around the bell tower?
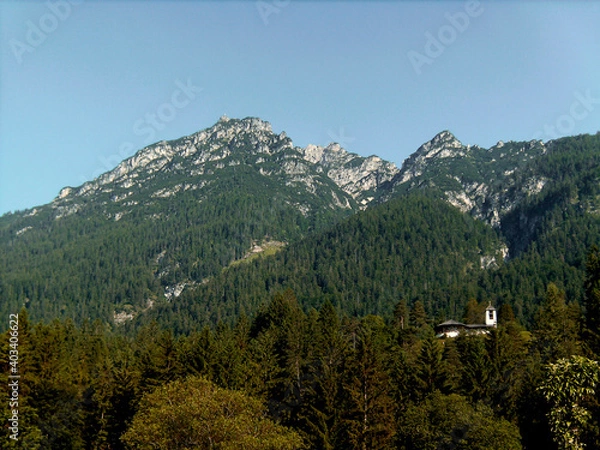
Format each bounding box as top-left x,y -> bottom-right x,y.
485,303 -> 497,327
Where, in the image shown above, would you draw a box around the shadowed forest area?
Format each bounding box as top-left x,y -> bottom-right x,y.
2,247 -> 600,449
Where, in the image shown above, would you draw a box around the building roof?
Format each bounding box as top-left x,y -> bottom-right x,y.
435,320 -> 492,331
437,319 -> 465,327
465,323 -> 490,329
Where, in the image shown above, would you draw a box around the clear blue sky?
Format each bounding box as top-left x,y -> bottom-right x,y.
1,1 -> 599,214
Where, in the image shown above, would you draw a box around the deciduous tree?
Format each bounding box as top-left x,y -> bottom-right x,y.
539,355 -> 600,450
121,376 -> 305,449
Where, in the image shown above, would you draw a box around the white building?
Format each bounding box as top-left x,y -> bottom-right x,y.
435,303 -> 497,338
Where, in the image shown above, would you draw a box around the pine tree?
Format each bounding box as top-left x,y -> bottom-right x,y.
463,298 -> 486,324
299,301 -> 347,449
339,316 -> 396,450
415,336 -> 445,397
534,283 -> 582,362
485,325 -> 529,420
583,246 -> 600,356
410,300 -> 431,338
441,338 -> 462,393
455,334 -> 491,403
392,299 -> 409,332
498,303 -> 516,325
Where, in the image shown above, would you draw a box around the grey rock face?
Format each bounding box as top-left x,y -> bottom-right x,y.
51,117 -> 399,218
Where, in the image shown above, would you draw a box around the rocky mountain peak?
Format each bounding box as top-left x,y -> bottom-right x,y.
416,130 -> 464,158
396,131 -> 466,185
54,117 -> 289,202
297,142 -> 399,206
210,116 -> 274,136
45,116 -> 401,222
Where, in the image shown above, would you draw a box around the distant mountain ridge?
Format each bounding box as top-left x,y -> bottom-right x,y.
1,116 -> 599,329
389,130 -> 600,257
50,116 -> 399,221
389,130 -> 549,227
0,117 -> 399,325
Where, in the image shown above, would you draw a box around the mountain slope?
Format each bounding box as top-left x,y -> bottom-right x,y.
139,130 -> 600,332
0,117 -> 398,324
388,131 -> 600,256
131,194 -> 505,333
388,131 -> 548,227
1,118 -> 599,331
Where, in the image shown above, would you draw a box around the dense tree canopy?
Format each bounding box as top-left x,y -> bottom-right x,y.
2,280 -> 599,449
121,376 -> 305,450
2,133 -> 600,448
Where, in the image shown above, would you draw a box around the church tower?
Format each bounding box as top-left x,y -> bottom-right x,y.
485,303 -> 497,327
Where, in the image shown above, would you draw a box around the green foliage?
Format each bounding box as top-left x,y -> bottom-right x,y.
121,376 -> 305,450
539,356 -> 600,450
140,194 -> 504,333
337,316 -> 396,450
0,158 -> 355,328
583,246 -> 600,356
299,301 -> 347,449
3,134 -> 600,333
485,324 -> 529,420
534,283 -> 582,362
2,129 -> 600,448
415,336 -> 445,396
1,277 -> 599,450
397,392 -> 522,450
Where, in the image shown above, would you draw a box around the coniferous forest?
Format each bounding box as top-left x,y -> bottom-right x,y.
4,0 -> 600,445
2,127 -> 600,449
2,257 -> 600,449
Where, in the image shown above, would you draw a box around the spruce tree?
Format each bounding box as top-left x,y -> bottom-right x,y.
339,316 -> 396,450
583,246 -> 600,356
534,283 -> 581,362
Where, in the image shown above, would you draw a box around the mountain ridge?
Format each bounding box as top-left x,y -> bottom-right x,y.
48,116 -> 399,221
1,116 -> 599,329
0,116 -> 402,325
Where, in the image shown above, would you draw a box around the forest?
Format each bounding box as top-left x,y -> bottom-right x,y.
2,130 -> 600,448
3,134 -> 600,336
2,246 -> 600,449
132,189 -> 600,335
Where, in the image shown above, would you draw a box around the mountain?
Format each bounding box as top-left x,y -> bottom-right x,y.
389,131 -> 600,257
388,131 -> 548,229
4,119 -> 600,450
133,194 -> 506,333
138,130 -> 600,332
386,131 -> 600,321
1,117 -> 599,331
0,117 -> 398,324
51,115 -> 398,219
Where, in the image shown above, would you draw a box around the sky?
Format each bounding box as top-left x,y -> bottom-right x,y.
1,1 -> 599,215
